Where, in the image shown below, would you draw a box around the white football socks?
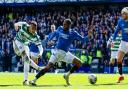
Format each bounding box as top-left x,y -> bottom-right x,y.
29,59 -> 39,70
23,55 -> 39,70
33,77 -> 37,83
24,61 -> 30,81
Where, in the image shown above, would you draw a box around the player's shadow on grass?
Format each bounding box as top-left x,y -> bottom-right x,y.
86,83 -> 128,86
33,84 -> 69,87
0,84 -> 69,87
0,84 -> 21,87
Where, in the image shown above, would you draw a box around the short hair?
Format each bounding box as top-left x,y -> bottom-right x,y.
121,7 -> 128,14
29,21 -> 37,26
64,19 -> 72,25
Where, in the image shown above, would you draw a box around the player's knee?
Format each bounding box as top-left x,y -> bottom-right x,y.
77,61 -> 82,68
117,51 -> 124,61
73,58 -> 82,68
117,58 -> 122,63
44,66 -> 52,72
43,67 -> 49,72
44,62 -> 54,72
117,60 -> 122,64
110,58 -> 115,65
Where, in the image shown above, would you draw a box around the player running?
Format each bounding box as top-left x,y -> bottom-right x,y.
13,21 -> 43,85
111,7 -> 128,83
29,19 -> 92,86
107,32 -> 121,73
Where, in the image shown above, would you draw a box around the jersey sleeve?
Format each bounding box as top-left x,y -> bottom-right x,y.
107,35 -> 113,48
18,22 -> 30,32
17,22 -> 28,26
112,18 -> 121,41
34,35 -> 42,45
73,31 -> 89,43
17,22 -> 30,28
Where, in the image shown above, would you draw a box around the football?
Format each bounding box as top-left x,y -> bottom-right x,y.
88,74 -> 97,84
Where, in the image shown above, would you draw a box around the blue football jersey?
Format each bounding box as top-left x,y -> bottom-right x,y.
48,26 -> 89,52
113,17 -> 128,42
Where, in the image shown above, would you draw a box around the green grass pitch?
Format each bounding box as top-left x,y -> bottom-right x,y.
0,73 -> 128,89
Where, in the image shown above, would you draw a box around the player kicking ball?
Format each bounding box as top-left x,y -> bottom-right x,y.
13,21 -> 43,85
111,7 -> 128,83
29,19 -> 92,86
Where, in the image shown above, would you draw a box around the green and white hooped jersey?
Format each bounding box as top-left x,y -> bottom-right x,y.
15,22 -> 41,45
109,34 -> 122,51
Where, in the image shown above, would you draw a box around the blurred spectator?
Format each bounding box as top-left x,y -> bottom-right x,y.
0,5 -> 125,72
2,50 -> 11,72
17,58 -> 23,72
47,24 -> 57,48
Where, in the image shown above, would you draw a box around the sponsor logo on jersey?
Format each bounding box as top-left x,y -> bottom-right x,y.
60,33 -> 69,39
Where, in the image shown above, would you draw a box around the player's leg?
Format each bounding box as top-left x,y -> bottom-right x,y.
23,46 -> 41,71
13,40 -> 30,85
117,41 -> 127,83
29,57 -> 41,70
14,42 -> 40,84
29,62 -> 54,86
109,51 -> 117,73
110,58 -> 115,65
23,58 -> 30,85
109,58 -> 115,73
23,51 -> 40,85
117,50 -> 125,83
64,58 -> 82,85
21,51 -> 43,85
65,58 -> 81,76
13,40 -> 24,57
34,62 -> 54,79
29,50 -> 57,86
63,52 -> 82,85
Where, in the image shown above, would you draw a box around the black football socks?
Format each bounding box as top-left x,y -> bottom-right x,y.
117,62 -> 122,75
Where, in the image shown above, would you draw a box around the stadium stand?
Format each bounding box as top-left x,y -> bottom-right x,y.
0,0 -> 128,73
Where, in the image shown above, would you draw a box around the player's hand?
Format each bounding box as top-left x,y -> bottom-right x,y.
14,23 -> 20,31
38,54 -> 42,59
111,41 -> 114,48
107,40 -> 111,48
48,41 -> 55,46
107,42 -> 111,48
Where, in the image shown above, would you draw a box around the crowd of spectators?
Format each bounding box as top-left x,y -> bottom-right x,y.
0,5 -> 124,72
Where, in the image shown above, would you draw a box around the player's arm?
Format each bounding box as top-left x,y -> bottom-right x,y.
112,19 -> 121,41
37,44 -> 43,58
14,22 -> 29,31
107,36 -> 113,48
48,31 -> 59,41
75,32 -> 88,42
48,30 -> 59,45
37,39 -> 43,57
111,19 -> 121,47
47,33 -> 55,46
47,32 -> 58,46
74,30 -> 92,43
14,22 -> 20,31
33,35 -> 43,58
